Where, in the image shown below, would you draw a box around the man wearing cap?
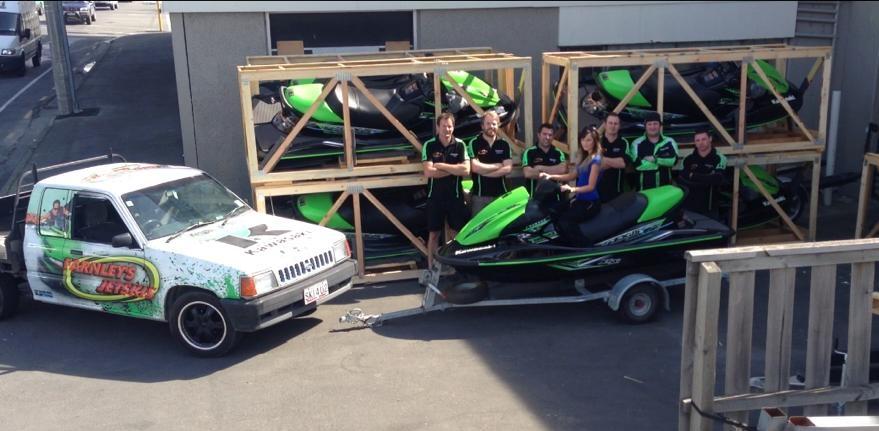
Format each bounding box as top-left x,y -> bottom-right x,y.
627,112 -> 679,190
678,128 -> 728,218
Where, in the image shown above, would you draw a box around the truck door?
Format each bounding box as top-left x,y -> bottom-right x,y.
60,192 -> 158,318
26,187 -> 74,304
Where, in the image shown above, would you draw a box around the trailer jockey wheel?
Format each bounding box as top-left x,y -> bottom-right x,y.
617,282 -> 659,324
443,281 -> 488,305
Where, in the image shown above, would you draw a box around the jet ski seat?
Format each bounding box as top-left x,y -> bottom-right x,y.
572,192 -> 648,245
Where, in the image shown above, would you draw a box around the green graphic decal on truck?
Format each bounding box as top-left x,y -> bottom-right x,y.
62,256 -> 160,302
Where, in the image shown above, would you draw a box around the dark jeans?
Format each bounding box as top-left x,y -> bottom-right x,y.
557,199 -> 601,246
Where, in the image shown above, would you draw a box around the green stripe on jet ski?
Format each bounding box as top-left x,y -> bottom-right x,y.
477,235 -> 724,267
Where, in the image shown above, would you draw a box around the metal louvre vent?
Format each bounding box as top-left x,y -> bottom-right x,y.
277,250 -> 334,284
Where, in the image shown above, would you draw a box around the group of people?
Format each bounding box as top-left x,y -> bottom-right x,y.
421,109 -> 727,263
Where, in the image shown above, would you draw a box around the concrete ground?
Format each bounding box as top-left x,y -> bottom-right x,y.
2,7 -> 879,429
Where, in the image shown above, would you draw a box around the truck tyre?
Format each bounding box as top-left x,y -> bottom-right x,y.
84,14 -> 92,25
616,283 -> 660,324
16,54 -> 26,76
170,291 -> 239,357
0,277 -> 20,320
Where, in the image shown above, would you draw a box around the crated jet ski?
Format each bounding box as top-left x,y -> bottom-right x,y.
253,71 -> 518,170
287,186 -> 428,264
566,60 -> 803,140
436,182 -> 732,284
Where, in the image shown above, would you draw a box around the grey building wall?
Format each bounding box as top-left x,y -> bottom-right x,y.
170,12 -> 267,201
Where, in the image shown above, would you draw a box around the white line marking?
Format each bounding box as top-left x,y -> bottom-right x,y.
0,66 -> 54,114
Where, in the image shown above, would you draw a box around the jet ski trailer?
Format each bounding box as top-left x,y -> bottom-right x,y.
339,260 -> 684,327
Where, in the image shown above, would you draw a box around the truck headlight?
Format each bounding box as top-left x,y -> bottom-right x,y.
239,271 -> 278,298
332,239 -> 350,261
1,49 -> 15,56
80,7 -> 90,11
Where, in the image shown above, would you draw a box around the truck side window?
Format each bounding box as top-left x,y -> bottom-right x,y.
70,195 -> 130,245
38,188 -> 72,239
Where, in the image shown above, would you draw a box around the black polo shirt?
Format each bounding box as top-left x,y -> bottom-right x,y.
598,134 -> 630,203
467,134 -> 512,197
422,136 -> 470,200
522,144 -> 566,194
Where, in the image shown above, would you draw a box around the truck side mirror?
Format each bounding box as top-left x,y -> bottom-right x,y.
111,232 -> 135,248
20,28 -> 31,41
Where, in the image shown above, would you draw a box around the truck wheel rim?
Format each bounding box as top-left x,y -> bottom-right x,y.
178,301 -> 226,351
628,293 -> 653,318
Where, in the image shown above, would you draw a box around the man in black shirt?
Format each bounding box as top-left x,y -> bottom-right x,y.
678,128 -> 728,218
598,112 -> 630,203
422,112 -> 471,267
468,110 -> 513,216
628,112 -> 679,190
523,123 -> 567,197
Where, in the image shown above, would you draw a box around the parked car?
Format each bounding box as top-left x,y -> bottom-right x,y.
0,156 -> 357,357
0,0 -> 43,76
62,1 -> 96,25
94,1 -> 118,10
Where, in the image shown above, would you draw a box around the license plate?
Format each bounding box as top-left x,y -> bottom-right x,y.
303,279 -> 329,305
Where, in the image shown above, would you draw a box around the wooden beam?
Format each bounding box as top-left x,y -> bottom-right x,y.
855,159 -> 875,238
350,76 -> 422,152
548,67 -> 568,124
352,192 -> 365,277
251,162 -> 424,185
741,165 -> 805,240
803,264 -> 836,416
809,157 -> 821,241
523,65 -> 534,148
260,77 -> 340,173
806,56 -> 824,84
567,66 -> 579,160
318,191 -> 350,227
354,268 -> 424,285
737,61 -> 747,148
750,62 -> 816,144
254,174 -> 427,196
433,70 -> 441,131
657,66 -> 665,122
845,261 -> 875,415
548,46 -> 832,69
696,382 -> 879,414
361,189 -> 427,257
730,166 -> 740,245
764,268 -> 796,393
690,261 -> 722,431
239,80 -> 260,177
817,55 -> 832,148
541,61 -> 550,122
667,63 -> 737,146
341,79 -> 355,169
724,271 -> 755,428
679,262 -> 700,431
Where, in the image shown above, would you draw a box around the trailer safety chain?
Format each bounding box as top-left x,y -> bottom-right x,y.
689,401 -> 757,431
339,308 -> 382,327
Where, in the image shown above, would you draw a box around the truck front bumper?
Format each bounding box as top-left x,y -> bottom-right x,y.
221,259 -> 357,332
0,55 -> 23,72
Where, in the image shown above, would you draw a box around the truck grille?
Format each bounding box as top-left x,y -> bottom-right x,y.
277,250 -> 334,284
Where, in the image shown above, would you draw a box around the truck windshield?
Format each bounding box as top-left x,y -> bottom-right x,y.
121,174 -> 250,241
0,12 -> 20,36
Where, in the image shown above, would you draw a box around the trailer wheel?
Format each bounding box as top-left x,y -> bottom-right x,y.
443,280 -> 488,305
617,283 -> 659,324
169,291 -> 239,357
0,277 -> 20,320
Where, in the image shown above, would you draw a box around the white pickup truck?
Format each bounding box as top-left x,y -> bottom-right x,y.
0,156 -> 356,356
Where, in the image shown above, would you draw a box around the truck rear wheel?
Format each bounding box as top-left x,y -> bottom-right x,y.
0,277 -> 20,320
169,291 -> 239,357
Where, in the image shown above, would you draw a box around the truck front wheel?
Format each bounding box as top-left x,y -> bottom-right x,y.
170,291 -> 239,357
0,277 -> 20,320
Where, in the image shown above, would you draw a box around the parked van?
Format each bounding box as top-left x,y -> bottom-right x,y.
0,1 -> 43,76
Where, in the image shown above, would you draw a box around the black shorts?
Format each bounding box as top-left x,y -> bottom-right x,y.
427,198 -> 469,232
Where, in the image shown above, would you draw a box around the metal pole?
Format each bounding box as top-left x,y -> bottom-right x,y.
823,90 -> 841,206
156,1 -> 163,32
45,1 -> 79,116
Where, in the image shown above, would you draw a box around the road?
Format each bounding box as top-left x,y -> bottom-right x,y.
0,2 -> 167,193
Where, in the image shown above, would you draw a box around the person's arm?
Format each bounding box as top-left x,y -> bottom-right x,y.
655,139 -> 679,168
484,159 -> 513,178
562,160 -> 601,194
435,162 -> 470,177
601,157 -> 626,170
423,161 -> 451,178
471,158 -> 502,175
543,156 -> 578,182
689,153 -> 727,185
